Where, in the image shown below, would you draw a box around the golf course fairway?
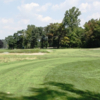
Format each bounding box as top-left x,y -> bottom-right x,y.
0,49 -> 100,100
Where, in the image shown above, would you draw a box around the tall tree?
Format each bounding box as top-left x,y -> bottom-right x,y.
1,39 -> 7,48
63,7 -> 81,32
25,25 -> 35,48
40,35 -> 48,48
5,36 -> 15,49
13,30 -> 23,49
54,23 -> 66,48
45,23 -> 59,47
62,7 -> 81,47
0,40 -> 3,48
84,19 -> 100,48
30,27 -> 39,48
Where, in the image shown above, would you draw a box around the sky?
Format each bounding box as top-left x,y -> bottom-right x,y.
0,0 -> 100,39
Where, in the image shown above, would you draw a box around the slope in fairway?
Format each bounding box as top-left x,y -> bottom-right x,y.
0,49 -> 100,100
45,60 -> 100,100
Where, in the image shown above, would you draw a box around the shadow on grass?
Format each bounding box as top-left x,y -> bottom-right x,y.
0,82 -> 100,100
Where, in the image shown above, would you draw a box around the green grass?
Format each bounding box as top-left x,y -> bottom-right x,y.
45,60 -> 100,99
0,48 -> 100,100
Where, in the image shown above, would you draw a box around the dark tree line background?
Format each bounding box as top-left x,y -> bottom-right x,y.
2,7 -> 100,49
0,40 -> 3,48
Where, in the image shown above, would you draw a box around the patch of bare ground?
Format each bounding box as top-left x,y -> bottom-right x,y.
47,50 -> 53,52
0,53 -> 46,55
88,48 -> 100,50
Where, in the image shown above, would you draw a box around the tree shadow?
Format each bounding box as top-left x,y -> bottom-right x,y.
0,92 -> 15,100
0,82 -> 100,100
45,82 -> 100,100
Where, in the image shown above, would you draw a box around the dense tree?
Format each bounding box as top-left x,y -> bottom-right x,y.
63,7 -> 81,31
75,27 -> 84,47
0,40 -> 3,48
62,7 -> 81,47
1,39 -> 7,48
37,27 -> 44,36
60,36 -> 70,47
45,24 -> 53,47
5,36 -> 15,49
40,35 -> 48,48
30,27 -> 39,48
5,6 -> 100,49
54,23 -> 66,48
13,30 -> 23,49
25,25 -> 44,48
45,23 -> 59,47
25,25 -> 35,48
83,19 -> 100,48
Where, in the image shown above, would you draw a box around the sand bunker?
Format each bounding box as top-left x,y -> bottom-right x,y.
0,52 -> 46,55
47,50 -> 53,52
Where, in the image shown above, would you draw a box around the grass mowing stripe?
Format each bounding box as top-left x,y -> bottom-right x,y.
0,49 -> 100,100
0,57 -> 97,96
44,60 -> 100,94
0,60 -> 58,96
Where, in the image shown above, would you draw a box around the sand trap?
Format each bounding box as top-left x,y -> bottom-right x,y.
88,48 -> 100,50
47,50 -> 53,52
0,53 -> 46,55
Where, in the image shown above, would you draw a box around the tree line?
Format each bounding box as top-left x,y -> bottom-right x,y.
5,7 -> 100,49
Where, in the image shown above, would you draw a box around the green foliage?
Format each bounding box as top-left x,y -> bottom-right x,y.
5,6 -> 100,49
45,23 -> 60,47
84,19 -> 100,48
0,40 -> 3,48
1,39 -> 7,48
60,36 -> 70,47
41,35 -> 48,48
63,7 -> 81,32
5,35 -> 15,49
62,7 -> 82,48
68,27 -> 84,47
13,30 -> 23,49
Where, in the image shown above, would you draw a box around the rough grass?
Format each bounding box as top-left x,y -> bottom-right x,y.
0,48 -> 49,53
0,48 -> 100,100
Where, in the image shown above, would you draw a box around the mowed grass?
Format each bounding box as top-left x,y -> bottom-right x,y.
0,49 -> 100,100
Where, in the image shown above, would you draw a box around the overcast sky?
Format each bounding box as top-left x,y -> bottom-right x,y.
0,0 -> 100,39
